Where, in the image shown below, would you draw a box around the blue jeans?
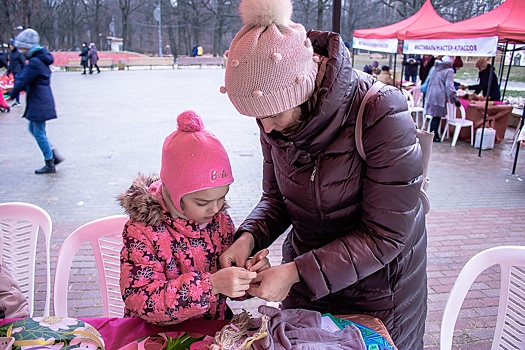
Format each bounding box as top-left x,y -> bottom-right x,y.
28,121 -> 53,160
405,74 -> 417,82
12,73 -> 20,103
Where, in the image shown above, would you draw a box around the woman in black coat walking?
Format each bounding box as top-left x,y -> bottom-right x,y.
79,42 -> 89,74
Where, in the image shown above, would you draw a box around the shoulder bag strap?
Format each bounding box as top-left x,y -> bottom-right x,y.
355,80 -> 385,161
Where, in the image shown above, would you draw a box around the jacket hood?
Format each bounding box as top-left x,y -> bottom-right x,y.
118,174 -> 164,226
31,47 -> 54,66
434,60 -> 452,71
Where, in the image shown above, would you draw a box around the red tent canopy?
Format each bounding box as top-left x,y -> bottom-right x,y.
353,0 -> 451,40
405,0 -> 525,43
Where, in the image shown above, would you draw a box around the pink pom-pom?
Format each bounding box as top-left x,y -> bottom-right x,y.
296,75 -> 305,84
220,86 -> 227,94
252,90 -> 263,97
224,50 -> 230,58
177,110 -> 204,132
231,59 -> 240,67
313,56 -> 320,63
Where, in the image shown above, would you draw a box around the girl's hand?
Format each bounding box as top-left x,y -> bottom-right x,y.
210,267 -> 256,298
246,248 -> 270,273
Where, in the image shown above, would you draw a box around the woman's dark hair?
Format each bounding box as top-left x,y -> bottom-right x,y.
381,65 -> 390,71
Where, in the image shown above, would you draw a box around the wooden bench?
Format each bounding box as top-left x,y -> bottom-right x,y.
65,58 -> 114,71
126,57 -> 175,70
175,56 -> 224,68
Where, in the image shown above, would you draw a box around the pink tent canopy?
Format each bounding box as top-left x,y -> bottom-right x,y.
405,0 -> 525,43
353,0 -> 451,40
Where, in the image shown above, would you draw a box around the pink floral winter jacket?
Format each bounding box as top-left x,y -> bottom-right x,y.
118,174 -> 235,325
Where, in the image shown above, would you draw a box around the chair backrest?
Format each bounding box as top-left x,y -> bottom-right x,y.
446,103 -> 466,122
0,202 -> 52,317
409,86 -> 423,107
440,246 -> 525,350
401,88 -> 415,109
53,215 -> 128,317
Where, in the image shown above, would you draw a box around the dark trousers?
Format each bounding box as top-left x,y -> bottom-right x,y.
430,117 -> 442,135
89,64 -> 100,74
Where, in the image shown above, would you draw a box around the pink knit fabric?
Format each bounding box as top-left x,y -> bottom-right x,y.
160,110 -> 233,212
222,0 -> 318,117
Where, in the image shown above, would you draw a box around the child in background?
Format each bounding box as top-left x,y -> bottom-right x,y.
119,110 -> 269,325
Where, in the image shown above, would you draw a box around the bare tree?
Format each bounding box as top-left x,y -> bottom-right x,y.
119,0 -> 144,51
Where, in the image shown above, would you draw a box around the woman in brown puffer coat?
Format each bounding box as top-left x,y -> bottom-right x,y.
219,0 -> 427,348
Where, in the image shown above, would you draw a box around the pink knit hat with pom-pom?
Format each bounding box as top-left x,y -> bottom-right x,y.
160,110 -> 234,213
220,0 -> 318,117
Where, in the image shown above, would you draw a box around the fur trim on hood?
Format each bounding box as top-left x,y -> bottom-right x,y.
118,173 -> 163,227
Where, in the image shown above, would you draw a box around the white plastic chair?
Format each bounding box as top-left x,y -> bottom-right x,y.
440,103 -> 474,146
0,202 -> 52,317
53,215 -> 128,317
402,88 -> 425,128
440,246 -> 525,350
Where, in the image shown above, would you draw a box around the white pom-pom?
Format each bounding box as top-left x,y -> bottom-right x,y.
313,56 -> 320,63
239,0 -> 293,27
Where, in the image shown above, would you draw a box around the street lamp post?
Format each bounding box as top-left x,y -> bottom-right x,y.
154,0 -> 162,57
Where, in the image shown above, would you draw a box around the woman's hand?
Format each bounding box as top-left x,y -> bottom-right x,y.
246,248 -> 270,273
247,262 -> 300,302
210,267 -> 256,298
219,231 -> 254,269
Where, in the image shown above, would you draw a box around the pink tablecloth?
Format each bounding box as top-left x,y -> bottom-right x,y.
0,317 -> 227,349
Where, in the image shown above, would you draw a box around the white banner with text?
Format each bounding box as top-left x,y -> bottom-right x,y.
403,36 -> 498,57
352,37 -> 398,54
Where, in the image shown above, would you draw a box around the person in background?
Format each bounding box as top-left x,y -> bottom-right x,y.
88,43 -> 100,74
376,65 -> 394,85
6,28 -> 64,174
363,60 -> 379,75
119,110 -> 269,325
458,58 -> 501,101
0,43 -> 8,69
419,55 -> 435,83
7,39 -> 26,107
424,56 -> 460,142
79,42 -> 89,75
403,54 -> 421,82
219,0 -> 427,348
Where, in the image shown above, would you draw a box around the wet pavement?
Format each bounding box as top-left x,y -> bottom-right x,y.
1,68 -> 524,349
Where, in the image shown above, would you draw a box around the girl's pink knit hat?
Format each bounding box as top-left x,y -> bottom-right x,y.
220,0 -> 319,117
160,110 -> 234,213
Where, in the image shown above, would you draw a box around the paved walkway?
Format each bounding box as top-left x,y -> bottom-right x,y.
1,68 -> 524,349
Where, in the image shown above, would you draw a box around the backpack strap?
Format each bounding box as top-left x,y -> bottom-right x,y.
355,81 -> 385,162
355,80 -> 432,214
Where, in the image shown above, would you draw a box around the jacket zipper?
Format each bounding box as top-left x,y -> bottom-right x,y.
310,159 -> 324,224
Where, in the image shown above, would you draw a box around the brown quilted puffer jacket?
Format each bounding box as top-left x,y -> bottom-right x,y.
236,30 -> 427,350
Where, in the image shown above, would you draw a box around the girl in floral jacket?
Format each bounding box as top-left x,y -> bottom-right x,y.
119,110 -> 269,325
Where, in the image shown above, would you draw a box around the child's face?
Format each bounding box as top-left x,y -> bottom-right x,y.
180,185 -> 229,224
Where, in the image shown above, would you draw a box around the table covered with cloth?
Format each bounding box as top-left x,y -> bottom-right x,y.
0,313 -> 396,349
458,99 -> 513,143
